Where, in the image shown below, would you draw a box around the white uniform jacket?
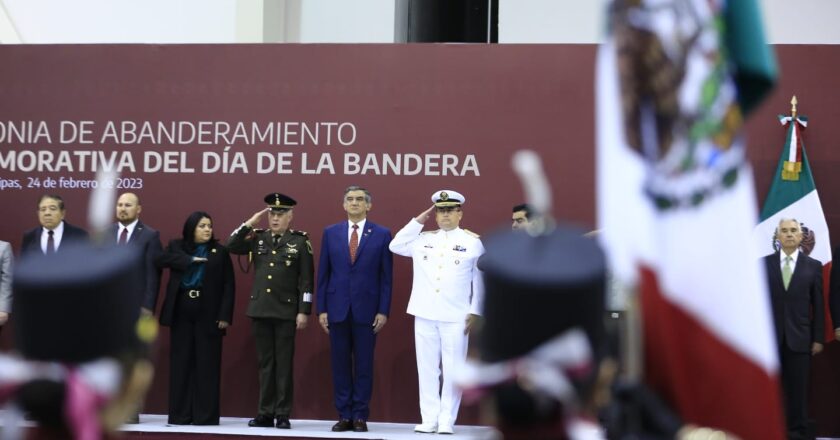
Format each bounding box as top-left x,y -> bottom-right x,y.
389,219 -> 484,322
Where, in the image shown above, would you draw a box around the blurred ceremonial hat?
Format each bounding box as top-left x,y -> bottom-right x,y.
465,225 -> 607,434
479,225 -> 606,363
264,193 -> 297,211
431,190 -> 465,207
12,244 -> 144,363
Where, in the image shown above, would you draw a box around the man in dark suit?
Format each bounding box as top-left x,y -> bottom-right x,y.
227,193 -> 314,430
316,186 -> 393,433
764,218 -> 824,440
113,192 -> 163,424
113,192 -> 163,315
21,194 -> 88,256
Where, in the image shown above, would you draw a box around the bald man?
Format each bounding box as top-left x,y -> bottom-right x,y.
113,192 -> 163,314
113,192 -> 163,424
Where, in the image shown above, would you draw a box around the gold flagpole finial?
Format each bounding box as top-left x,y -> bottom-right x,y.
791,95 -> 798,117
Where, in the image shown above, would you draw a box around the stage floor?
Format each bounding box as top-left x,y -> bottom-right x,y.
119,414 -> 500,439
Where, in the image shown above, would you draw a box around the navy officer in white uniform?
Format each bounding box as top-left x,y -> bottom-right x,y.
389,190 -> 484,435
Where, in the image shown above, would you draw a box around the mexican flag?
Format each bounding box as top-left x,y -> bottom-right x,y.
753,109 -> 833,342
597,0 -> 784,438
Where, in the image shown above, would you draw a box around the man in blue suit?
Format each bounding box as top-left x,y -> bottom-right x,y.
317,185 -> 393,433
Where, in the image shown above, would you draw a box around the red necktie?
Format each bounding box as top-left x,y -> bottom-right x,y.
349,224 -> 359,263
47,230 -> 55,254
119,227 -> 129,245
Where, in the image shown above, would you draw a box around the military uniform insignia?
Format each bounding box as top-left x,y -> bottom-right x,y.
306,240 -> 313,254
287,247 -> 298,254
453,245 -> 467,252
424,244 -> 434,249
302,292 -> 312,303
287,243 -> 297,248
285,260 -> 292,267
440,191 -> 449,200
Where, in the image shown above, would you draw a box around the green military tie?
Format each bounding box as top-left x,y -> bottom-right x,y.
782,256 -> 793,290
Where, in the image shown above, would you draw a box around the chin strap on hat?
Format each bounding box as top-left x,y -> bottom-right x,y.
456,328 -> 593,404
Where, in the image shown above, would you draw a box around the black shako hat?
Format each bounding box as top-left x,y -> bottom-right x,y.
474,225 -> 607,432
477,224 -> 607,364
264,193 -> 297,211
12,243 -> 143,363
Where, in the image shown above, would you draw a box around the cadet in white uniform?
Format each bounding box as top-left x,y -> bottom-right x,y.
389,190 -> 484,435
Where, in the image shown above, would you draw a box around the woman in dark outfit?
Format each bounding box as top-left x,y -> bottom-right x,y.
158,211 -> 235,425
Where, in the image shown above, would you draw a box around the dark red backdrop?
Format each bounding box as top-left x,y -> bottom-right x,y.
0,44 -> 839,434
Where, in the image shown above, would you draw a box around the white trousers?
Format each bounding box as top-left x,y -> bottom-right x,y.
414,316 -> 468,427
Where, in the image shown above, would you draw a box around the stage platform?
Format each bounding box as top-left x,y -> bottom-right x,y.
115,414 -> 499,440
8,414 -> 840,439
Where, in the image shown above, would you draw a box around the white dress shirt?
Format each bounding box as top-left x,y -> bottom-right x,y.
781,248 -> 799,273
347,218 -> 367,244
40,221 -> 65,254
117,219 -> 139,243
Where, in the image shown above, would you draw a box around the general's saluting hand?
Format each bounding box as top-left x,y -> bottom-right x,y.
246,208 -> 270,228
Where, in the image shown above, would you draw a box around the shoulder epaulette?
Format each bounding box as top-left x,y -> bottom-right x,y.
291,229 -> 308,237
463,229 -> 480,238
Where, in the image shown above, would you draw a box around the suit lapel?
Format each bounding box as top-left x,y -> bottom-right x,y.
110,224 -> 119,244
769,252 -> 785,290
338,224 -> 352,266
788,254 -> 806,292
353,221 -> 375,263
130,222 -> 144,244
276,231 -> 292,249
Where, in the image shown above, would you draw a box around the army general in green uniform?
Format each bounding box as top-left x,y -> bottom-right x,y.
227,193 -> 313,430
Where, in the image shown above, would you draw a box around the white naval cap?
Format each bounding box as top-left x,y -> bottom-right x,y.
431,189 -> 465,207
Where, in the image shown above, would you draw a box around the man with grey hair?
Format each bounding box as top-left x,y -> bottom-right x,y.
763,217 -> 823,440
317,185 -> 393,433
